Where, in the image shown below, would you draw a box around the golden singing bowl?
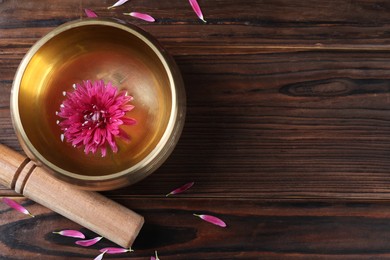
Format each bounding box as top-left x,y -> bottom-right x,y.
11,19 -> 186,190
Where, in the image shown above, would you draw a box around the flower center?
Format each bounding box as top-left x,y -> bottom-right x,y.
83,104 -> 107,128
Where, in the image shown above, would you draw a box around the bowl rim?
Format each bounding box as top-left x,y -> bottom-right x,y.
11,18 -> 185,186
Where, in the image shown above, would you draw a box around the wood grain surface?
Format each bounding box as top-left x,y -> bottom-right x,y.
2,0 -> 390,259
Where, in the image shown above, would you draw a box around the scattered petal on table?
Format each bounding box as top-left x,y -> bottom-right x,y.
188,0 -> 207,22
123,12 -> 155,22
108,0 -> 129,9
2,197 -> 34,217
99,247 -> 133,254
75,236 -> 103,247
166,182 -> 194,197
52,230 -> 85,239
84,9 -> 98,18
94,250 -> 107,260
151,250 -> 160,260
193,214 -> 227,227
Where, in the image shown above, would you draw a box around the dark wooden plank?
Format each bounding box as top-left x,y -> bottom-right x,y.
104,50 -> 390,200
3,198 -> 390,259
3,51 -> 390,199
3,0 -> 390,259
4,0 -> 390,54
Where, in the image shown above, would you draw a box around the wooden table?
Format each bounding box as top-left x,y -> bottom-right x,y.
2,0 -> 390,259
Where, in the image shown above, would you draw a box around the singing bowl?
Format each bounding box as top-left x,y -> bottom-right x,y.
11,19 -> 186,190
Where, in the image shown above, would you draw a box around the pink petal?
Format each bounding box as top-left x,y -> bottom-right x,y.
52,230 -> 85,239
75,236 -> 103,247
121,104 -> 135,112
100,146 -> 107,157
121,117 -> 137,125
189,0 -> 207,23
193,214 -> 226,227
84,9 -> 98,18
2,197 -> 34,217
123,12 -> 155,22
94,250 -> 107,260
151,250 -> 160,260
118,129 -> 131,142
99,247 -> 133,254
166,182 -> 194,197
108,0 -> 129,9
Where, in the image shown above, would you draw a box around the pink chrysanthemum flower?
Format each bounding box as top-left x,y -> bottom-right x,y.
57,80 -> 136,157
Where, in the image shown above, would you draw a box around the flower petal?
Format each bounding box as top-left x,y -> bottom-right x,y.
75,236 -> 103,247
121,117 -> 137,125
123,12 -> 155,22
193,214 -> 226,227
2,197 -> 34,217
151,250 -> 160,260
188,0 -> 207,23
118,129 -> 131,142
94,250 -> 107,260
108,0 -> 129,9
52,230 -> 85,239
99,247 -> 133,254
166,182 -> 194,197
84,9 -> 98,18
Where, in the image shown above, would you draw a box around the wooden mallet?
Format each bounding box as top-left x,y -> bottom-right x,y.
0,144 -> 144,248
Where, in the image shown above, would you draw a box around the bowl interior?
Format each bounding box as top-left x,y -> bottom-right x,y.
17,22 -> 172,177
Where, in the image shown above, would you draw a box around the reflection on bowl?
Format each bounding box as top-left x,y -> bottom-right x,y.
11,19 -> 186,190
